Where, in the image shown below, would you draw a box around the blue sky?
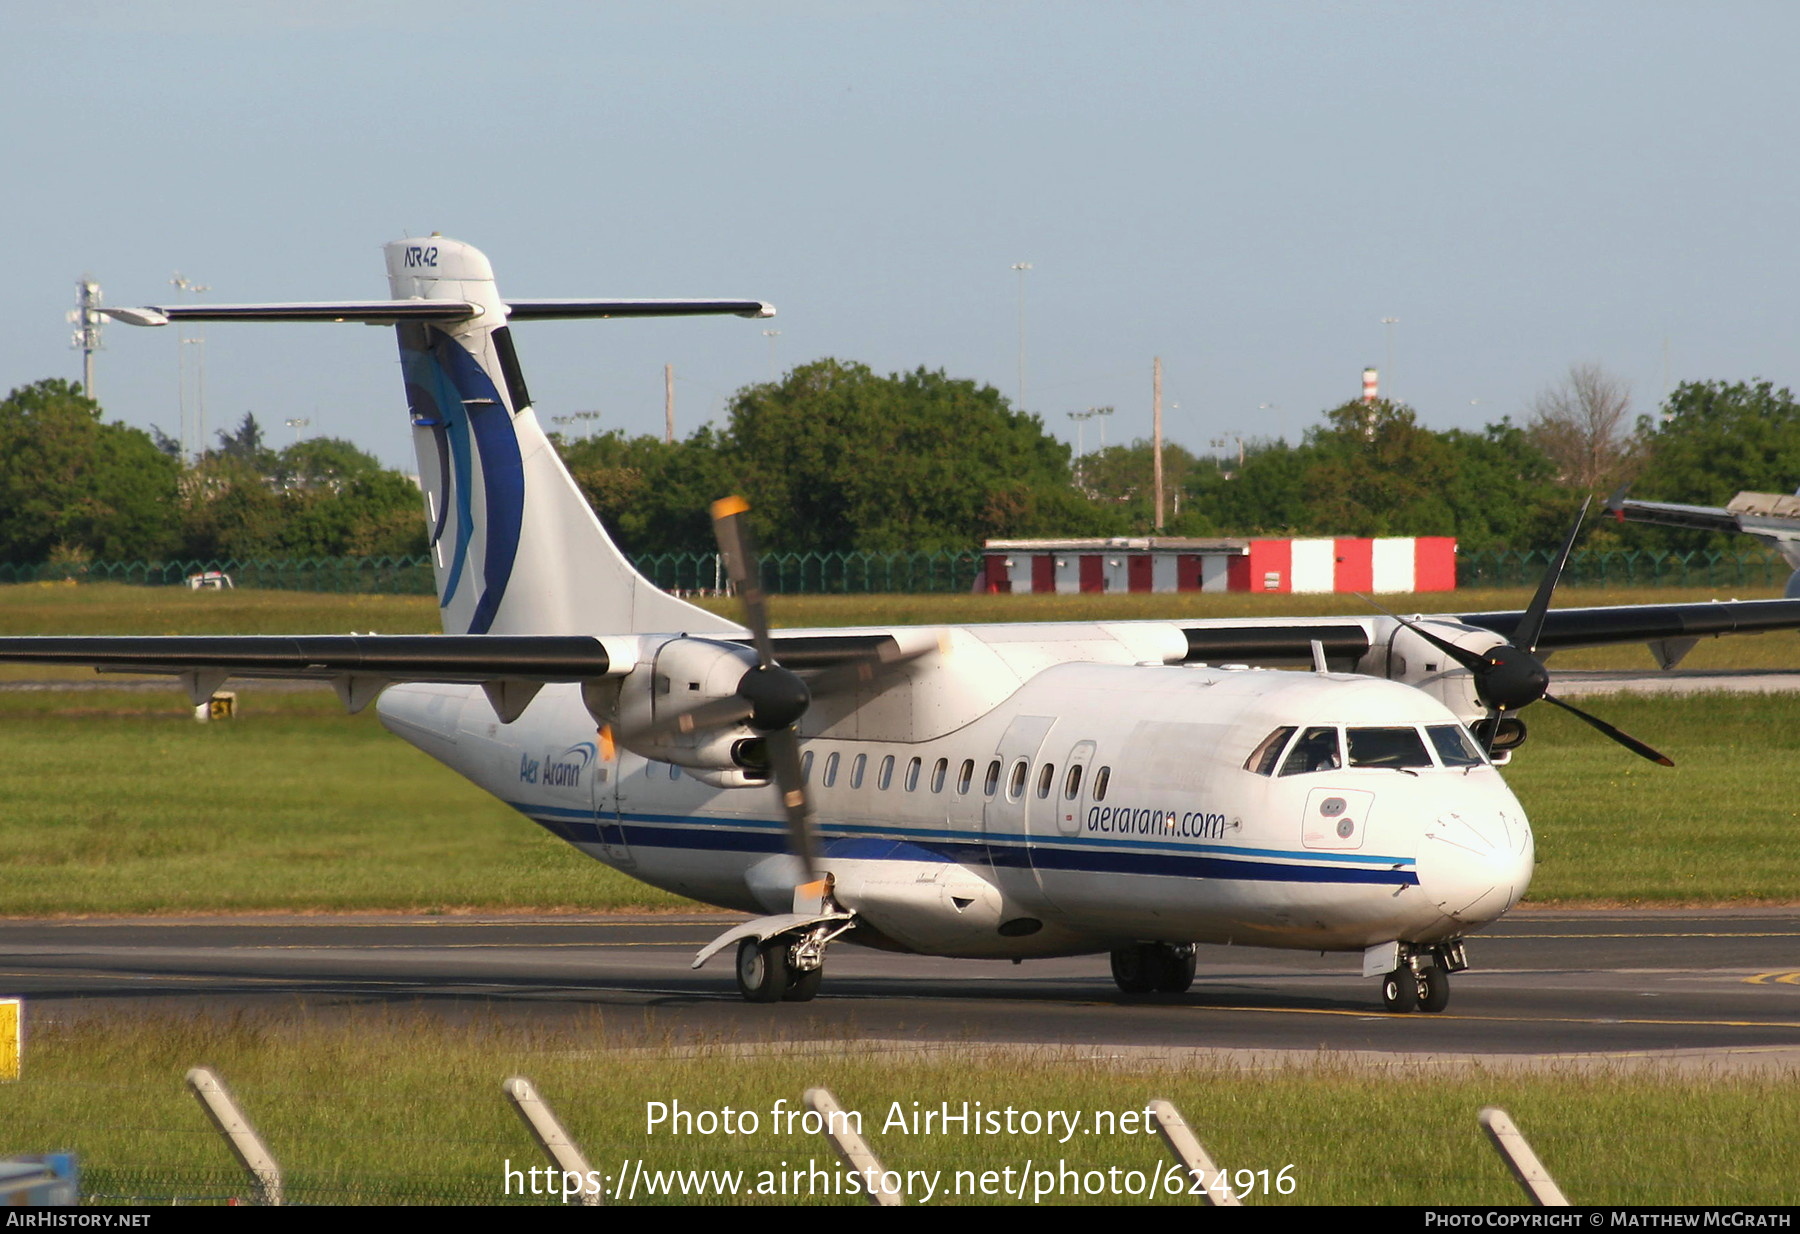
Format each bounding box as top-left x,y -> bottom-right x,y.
6,1 -> 1798,470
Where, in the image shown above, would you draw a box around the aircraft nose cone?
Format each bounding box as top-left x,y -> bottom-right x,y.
1416,809 -> 1534,924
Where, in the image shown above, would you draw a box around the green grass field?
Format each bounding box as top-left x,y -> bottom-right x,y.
10,1013 -> 1795,1206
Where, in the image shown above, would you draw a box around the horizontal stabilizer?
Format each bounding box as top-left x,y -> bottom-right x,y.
104,299 -> 774,328
103,302 -> 486,327
506,298 -> 773,320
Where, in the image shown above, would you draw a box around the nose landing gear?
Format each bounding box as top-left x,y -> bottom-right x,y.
1378,941 -> 1465,1013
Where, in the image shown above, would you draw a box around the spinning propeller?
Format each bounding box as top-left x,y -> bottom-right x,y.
621,497 -> 935,878
1379,498 -> 1672,766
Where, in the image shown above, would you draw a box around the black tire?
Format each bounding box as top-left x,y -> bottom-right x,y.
1381,968 -> 1419,1013
1418,965 -> 1450,1013
1110,946 -> 1156,994
736,936 -> 789,1003
1153,945 -> 1197,994
783,964 -> 823,1002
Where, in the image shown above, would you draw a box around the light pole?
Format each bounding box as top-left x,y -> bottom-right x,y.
761,329 -> 781,382
1066,408 -> 1096,485
1010,262 -> 1031,412
172,273 -> 210,460
1380,316 -> 1399,402
285,417 -> 310,445
1093,404 -> 1114,450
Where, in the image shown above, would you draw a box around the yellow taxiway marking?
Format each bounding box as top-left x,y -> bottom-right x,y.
1744,972 -> 1800,985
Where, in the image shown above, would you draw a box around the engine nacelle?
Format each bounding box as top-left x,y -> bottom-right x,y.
613,635 -> 770,786
1363,618 -> 1507,727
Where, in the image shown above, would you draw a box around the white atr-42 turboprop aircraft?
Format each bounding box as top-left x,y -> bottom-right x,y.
9,236 -> 1800,1014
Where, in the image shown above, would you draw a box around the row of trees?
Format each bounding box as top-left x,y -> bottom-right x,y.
0,380 -> 425,565
4,361 -> 1797,566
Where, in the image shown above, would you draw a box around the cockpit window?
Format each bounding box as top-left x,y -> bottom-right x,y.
1279,726 -> 1341,775
1427,724 -> 1486,767
1346,726 -> 1433,770
1246,726 -> 1297,776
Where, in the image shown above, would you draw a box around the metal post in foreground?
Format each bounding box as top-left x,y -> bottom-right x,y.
504,1077 -> 603,1205
1149,1098 -> 1241,1206
1479,1106 -> 1570,1206
185,1067 -> 281,1206
804,1087 -> 901,1207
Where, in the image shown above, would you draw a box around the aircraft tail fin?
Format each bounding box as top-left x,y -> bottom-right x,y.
384,237 -> 757,636
109,236 -> 767,637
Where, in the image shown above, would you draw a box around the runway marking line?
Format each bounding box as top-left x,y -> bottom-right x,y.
1745,972 -> 1800,985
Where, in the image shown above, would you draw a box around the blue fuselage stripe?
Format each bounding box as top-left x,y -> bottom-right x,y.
513,804 -> 1419,887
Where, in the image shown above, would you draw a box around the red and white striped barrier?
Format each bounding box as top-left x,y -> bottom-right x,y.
981,537 -> 1456,594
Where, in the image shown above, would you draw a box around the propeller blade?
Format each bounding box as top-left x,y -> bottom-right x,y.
617,693 -> 755,745
765,726 -> 817,878
711,496 -> 776,666
1542,693 -> 1674,767
802,638 -> 940,700
1514,497 -> 1591,655
1477,705 -> 1501,758
710,495 -> 822,879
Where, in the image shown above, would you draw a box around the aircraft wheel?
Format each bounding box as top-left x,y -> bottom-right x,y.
1418,965 -> 1450,1013
1381,968 -> 1419,1013
1153,945 -> 1197,994
736,936 -> 790,1003
1110,946 -> 1157,994
783,964 -> 823,1002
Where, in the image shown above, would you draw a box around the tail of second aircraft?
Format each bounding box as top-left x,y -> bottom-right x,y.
107,235 -> 772,638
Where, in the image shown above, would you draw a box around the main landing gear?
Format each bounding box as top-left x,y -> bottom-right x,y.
1110,942 -> 1197,995
1379,942 -> 1465,1014
733,924 -> 836,1004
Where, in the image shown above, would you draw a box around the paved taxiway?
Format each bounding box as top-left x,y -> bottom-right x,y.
2,910 -> 1795,1068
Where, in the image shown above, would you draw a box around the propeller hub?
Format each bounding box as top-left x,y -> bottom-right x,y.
1478,644 -> 1549,712
737,663 -> 811,731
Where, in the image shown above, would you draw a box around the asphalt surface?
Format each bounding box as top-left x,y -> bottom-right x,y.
2,909 -> 1796,1069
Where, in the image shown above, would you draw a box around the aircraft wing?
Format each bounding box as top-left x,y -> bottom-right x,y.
1452,597 -> 1800,651
0,633 -> 625,722
1604,495 -> 1743,535
1167,597 -> 1800,667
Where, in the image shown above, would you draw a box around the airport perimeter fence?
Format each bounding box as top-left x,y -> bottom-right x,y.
1454,546 -> 1789,589
0,547 -> 1786,595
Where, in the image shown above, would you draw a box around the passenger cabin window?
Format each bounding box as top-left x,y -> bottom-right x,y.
850,753 -> 867,789
1007,759 -> 1029,800
1428,724 -> 1486,768
1347,727 -> 1432,770
1279,727 -> 1341,776
1246,726 -> 1297,776
878,754 -> 895,790
1036,762 -> 1056,799
930,758 -> 948,793
1093,766 -> 1111,801
904,757 -> 922,792
958,759 -> 975,795
800,751 -> 813,782
1063,764 -> 1083,800
822,752 -> 839,787
984,760 -> 1001,796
